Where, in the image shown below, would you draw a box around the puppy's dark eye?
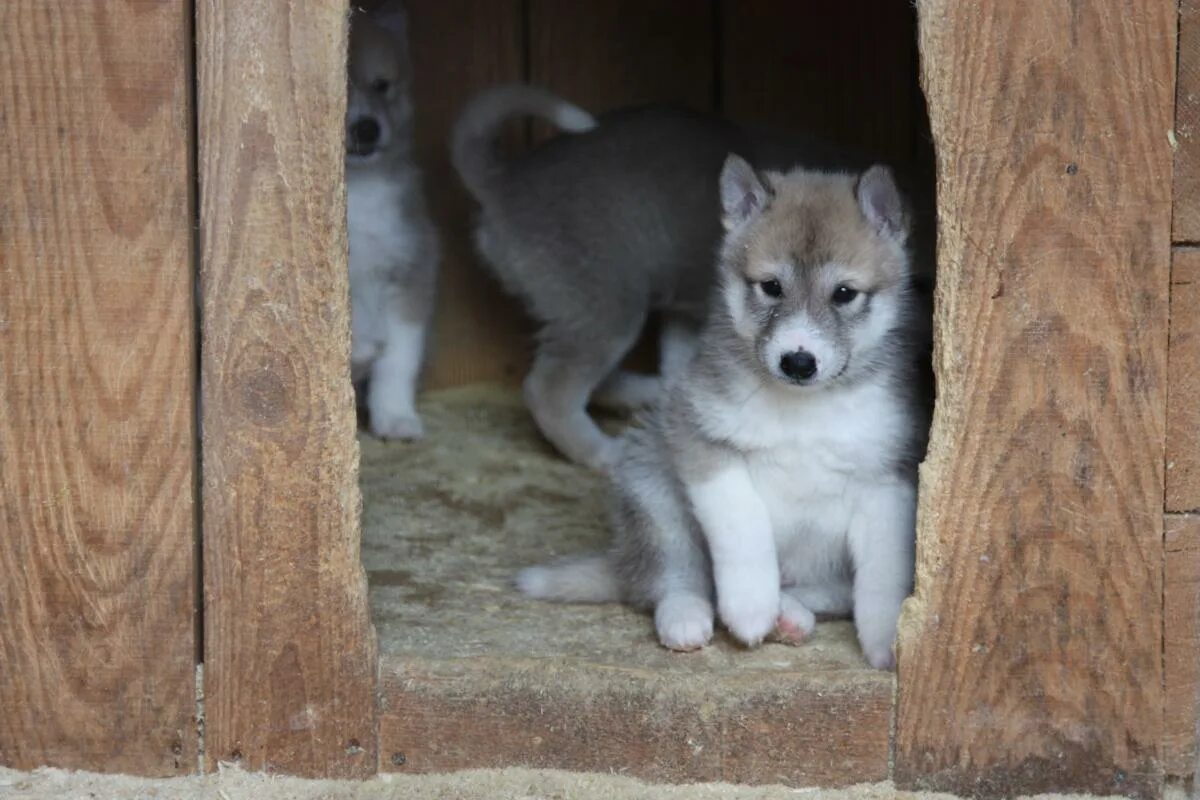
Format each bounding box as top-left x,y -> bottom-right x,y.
831,285 -> 859,305
759,279 -> 783,299
371,78 -> 391,94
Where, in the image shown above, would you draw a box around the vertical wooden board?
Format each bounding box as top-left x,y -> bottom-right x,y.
196,0 -> 378,777
896,2 -> 1174,798
0,1 -> 197,775
529,0 -> 715,118
1165,515 -> 1200,777
720,1 -> 916,169
406,0 -> 530,389
1167,249 -> 1200,512
1175,0 -> 1200,242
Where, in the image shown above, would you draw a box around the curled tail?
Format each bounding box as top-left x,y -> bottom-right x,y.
451,83 -> 596,202
516,553 -> 619,604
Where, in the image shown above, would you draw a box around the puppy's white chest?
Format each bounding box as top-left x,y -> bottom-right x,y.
347,172 -> 415,275
346,171 -> 416,369
733,383 -> 906,535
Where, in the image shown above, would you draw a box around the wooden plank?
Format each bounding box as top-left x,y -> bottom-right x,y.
1175,0 -> 1200,242
720,1 -> 917,170
1165,514 -> 1200,777
529,0 -> 716,119
406,0 -> 530,390
196,0 -> 378,778
1167,248 -> 1200,512
0,0 -> 197,775
378,657 -> 891,787
895,2 -> 1175,798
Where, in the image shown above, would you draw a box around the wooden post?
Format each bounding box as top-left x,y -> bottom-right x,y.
0,0 -> 198,774
895,2 -> 1175,798
196,0 -> 378,777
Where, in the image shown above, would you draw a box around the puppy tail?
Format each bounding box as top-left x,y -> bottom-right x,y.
515,553 -> 620,604
451,83 -> 597,202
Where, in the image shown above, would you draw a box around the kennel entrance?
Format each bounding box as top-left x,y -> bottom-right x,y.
0,1 -> 1191,797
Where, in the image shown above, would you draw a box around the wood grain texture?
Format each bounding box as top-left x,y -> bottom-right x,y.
720,0 -> 917,169
378,657 -> 891,787
196,0 -> 377,777
406,0 -> 531,390
1165,514 -> 1200,777
895,2 -> 1174,797
0,0 -> 198,775
1167,248 -> 1200,512
1175,0 -> 1200,242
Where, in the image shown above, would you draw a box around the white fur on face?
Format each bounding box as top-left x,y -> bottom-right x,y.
762,312 -> 841,383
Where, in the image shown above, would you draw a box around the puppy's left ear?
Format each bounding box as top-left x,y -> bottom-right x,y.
856,165 -> 909,241
719,154 -> 771,231
372,0 -> 409,39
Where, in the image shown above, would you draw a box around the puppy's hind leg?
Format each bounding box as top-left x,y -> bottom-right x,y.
524,313 -> 646,471
591,371 -> 662,412
611,463 -> 714,652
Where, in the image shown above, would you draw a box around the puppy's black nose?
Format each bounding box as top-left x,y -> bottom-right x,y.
780,350 -> 818,381
351,117 -> 381,148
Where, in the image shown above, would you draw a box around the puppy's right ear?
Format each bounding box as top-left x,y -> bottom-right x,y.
719,154 -> 769,231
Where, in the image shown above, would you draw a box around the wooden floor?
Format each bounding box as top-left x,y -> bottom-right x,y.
361,387 -> 891,786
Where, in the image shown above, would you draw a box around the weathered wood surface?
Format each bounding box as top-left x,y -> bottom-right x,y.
407,0 -> 530,390
896,2 -> 1174,797
1164,514 -> 1200,777
1175,0 -> 1200,242
1167,248 -> 1200,512
0,0 -> 198,775
196,0 -> 377,777
378,657 -> 891,787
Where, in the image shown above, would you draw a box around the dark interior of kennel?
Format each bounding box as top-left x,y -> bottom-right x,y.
361,0 -> 935,784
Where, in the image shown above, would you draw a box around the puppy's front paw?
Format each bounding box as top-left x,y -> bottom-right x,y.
717,575 -> 779,647
862,643 -> 896,671
370,408 -> 425,441
655,594 -> 714,652
770,594 -> 816,646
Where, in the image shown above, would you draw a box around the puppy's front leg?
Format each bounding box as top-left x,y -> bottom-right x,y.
848,479 -> 917,670
687,465 -> 778,646
367,313 -> 427,440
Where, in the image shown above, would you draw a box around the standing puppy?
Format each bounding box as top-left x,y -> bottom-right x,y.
518,157 -> 931,670
347,1 -> 438,439
451,86 -> 880,471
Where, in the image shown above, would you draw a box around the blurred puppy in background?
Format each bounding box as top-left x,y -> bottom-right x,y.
346,0 -> 438,439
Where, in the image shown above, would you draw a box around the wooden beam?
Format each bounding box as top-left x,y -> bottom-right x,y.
1167,248 -> 1200,512
1175,0 -> 1200,243
196,0 -> 378,777
1164,514 -> 1200,777
378,655 -> 891,787
895,2 -> 1175,797
0,0 -> 198,775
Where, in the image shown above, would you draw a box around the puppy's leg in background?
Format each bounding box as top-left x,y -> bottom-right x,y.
613,472 -> 714,651
591,371 -> 661,411
367,308 -> 429,440
687,465 -> 779,646
847,480 -> 917,670
659,312 -> 701,378
524,313 -> 644,471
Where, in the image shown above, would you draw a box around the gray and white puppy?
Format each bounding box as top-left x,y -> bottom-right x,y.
347,1 -> 438,439
454,87 -> 862,471
518,157 -> 931,670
